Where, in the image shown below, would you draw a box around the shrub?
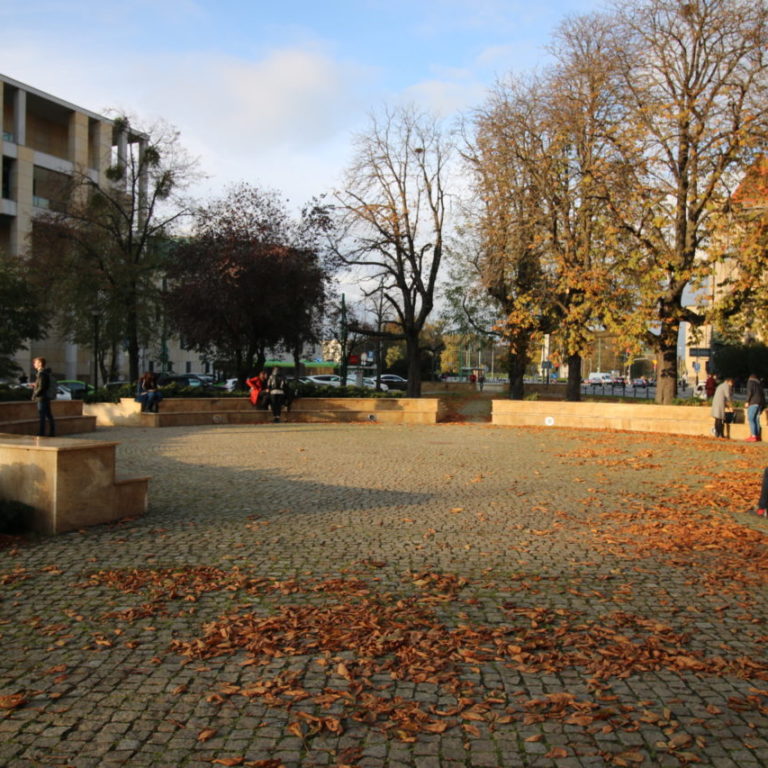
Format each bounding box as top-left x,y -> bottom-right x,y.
293,383 -> 393,399
0,385 -> 31,402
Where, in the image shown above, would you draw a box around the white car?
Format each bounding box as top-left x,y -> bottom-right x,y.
18,382 -> 72,400
304,375 -> 342,387
345,376 -> 389,391
379,374 -> 408,389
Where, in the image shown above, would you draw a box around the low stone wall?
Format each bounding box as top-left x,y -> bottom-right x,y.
86,397 -> 446,427
84,398 -> 144,427
291,397 -> 445,425
0,400 -> 97,436
492,400 -> 750,439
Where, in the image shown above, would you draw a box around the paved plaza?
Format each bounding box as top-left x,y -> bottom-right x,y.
1,422 -> 767,767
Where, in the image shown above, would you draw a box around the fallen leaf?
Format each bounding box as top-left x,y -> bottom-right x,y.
0,693 -> 26,710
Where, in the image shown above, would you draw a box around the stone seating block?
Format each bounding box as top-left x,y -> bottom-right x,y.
97,397 -> 445,427
0,435 -> 148,535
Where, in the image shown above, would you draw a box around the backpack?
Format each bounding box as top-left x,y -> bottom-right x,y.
46,372 -> 58,400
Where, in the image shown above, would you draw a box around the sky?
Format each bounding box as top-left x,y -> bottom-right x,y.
1,0 -> 606,208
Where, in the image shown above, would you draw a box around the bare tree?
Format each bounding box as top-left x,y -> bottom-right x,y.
331,105 -> 450,397
30,117 -> 198,381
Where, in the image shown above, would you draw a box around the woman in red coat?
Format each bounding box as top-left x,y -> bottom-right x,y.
246,371 -> 268,407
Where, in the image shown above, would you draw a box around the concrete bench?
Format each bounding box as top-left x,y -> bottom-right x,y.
0,400 -> 97,436
492,400 -> 750,439
290,398 -> 445,424
0,435 -> 148,535
86,397 -> 446,427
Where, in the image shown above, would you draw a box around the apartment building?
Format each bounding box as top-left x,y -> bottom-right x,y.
1,74 -> 210,383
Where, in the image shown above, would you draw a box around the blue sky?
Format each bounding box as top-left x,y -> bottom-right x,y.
1,0 -> 605,205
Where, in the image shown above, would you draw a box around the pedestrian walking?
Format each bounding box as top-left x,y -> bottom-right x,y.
32,356 -> 56,437
705,373 -> 716,399
711,377 -> 734,439
745,373 -> 765,442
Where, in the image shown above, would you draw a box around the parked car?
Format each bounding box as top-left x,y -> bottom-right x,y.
58,380 -> 93,399
345,376 -> 389,391
632,377 -> 649,388
304,375 -> 342,387
157,373 -> 214,390
586,372 -> 613,385
379,374 -> 408,389
17,382 -> 72,400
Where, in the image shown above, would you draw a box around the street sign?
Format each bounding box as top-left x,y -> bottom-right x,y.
541,361 -> 553,369
692,362 -> 700,372
689,348 -> 711,357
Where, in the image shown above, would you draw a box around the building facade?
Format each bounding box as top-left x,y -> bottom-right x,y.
1,74 -> 209,383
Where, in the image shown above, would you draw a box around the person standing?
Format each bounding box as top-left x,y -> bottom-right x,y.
704,373 -> 716,399
32,356 -> 55,437
267,367 -> 286,423
711,376 -> 734,439
745,373 -> 765,442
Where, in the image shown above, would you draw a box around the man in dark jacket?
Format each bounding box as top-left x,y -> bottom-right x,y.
32,356 -> 56,437
745,373 -> 766,442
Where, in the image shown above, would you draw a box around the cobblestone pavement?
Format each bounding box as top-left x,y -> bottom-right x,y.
1,422 -> 767,767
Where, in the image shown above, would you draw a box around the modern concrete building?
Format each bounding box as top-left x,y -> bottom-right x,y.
1,74 -> 207,383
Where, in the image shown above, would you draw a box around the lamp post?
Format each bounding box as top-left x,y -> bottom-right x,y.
340,294 -> 348,386
91,309 -> 100,390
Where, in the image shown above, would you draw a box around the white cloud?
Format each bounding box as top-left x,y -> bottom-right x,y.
1,39 -> 369,205
401,78 -> 488,117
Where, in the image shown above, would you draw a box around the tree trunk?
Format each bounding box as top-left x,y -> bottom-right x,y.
126,314 -> 140,383
292,346 -> 302,381
405,334 -> 422,397
506,348 -> 527,399
655,343 -> 678,405
653,313 -> 680,404
565,353 -> 582,402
